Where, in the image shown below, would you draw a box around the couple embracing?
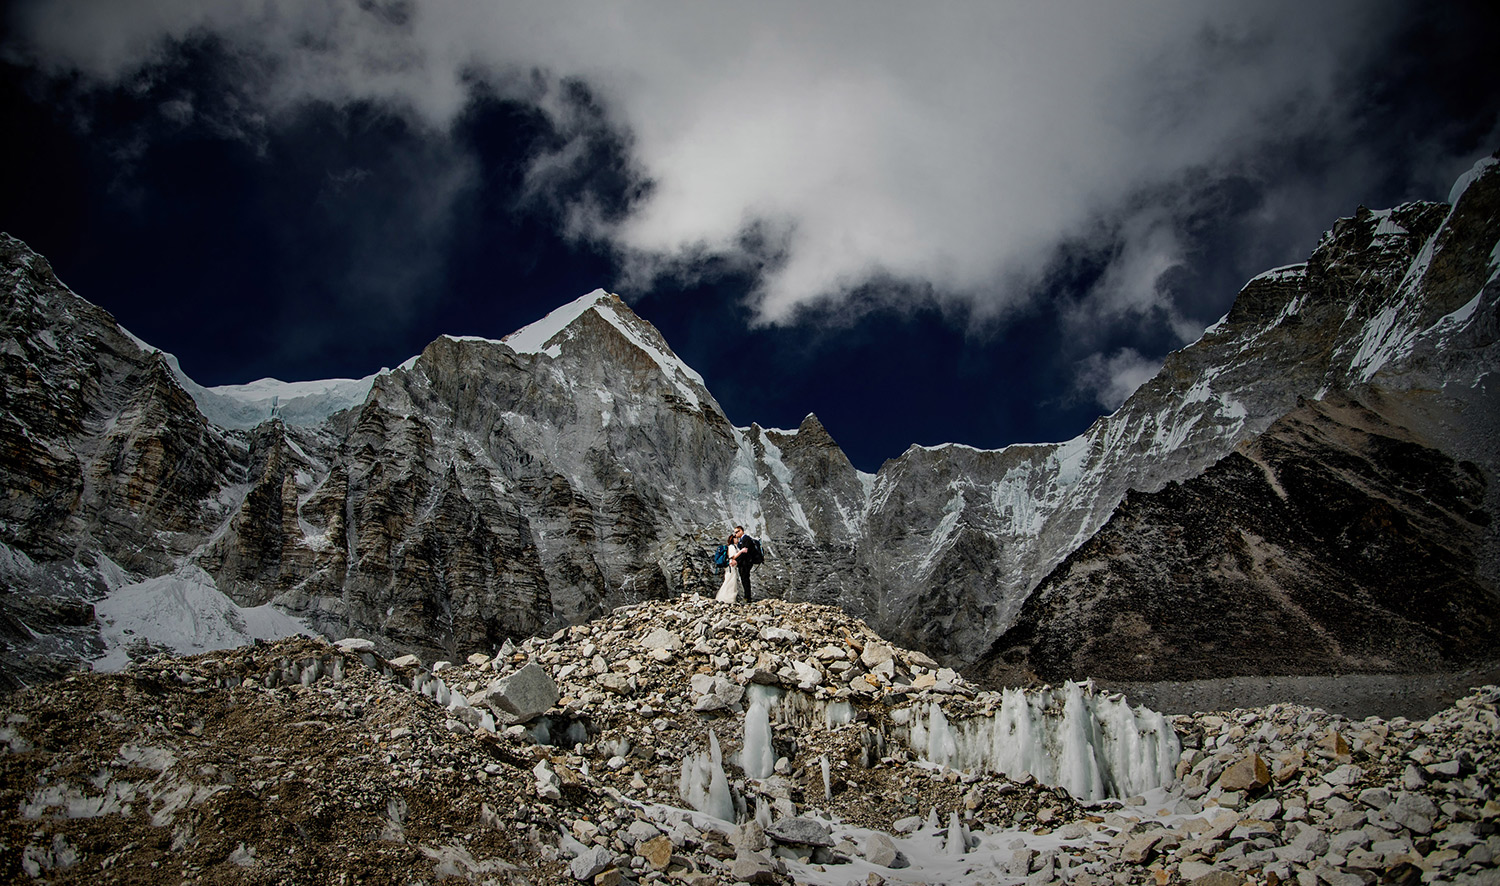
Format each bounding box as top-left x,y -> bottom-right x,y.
715,525 -> 762,604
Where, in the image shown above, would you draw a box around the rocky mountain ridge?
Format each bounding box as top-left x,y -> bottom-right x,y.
985,394 -> 1497,685
1,156 -> 1497,688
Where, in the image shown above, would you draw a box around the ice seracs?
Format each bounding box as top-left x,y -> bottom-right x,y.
896,680 -> 1180,801
741,694 -> 776,779
679,730 -> 736,822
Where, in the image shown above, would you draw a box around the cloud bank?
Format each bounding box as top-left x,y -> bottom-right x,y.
6,0 -> 1488,348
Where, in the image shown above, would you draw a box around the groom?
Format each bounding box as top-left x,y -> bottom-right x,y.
732,525 -> 757,604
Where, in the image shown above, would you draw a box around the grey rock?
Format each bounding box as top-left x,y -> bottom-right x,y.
1394,792 -> 1439,819
862,833 -> 909,869
1290,826 -> 1329,855
479,662 -> 558,725
1429,758 -> 1465,777
1329,829 -> 1370,854
767,816 -> 833,848
1323,763 -> 1364,787
731,821 -> 768,853
1401,765 -> 1428,790
1121,832 -> 1165,864
1272,845 -> 1315,865
729,850 -> 779,884
597,673 -> 634,696
1311,864 -> 1370,886
568,846 -> 615,881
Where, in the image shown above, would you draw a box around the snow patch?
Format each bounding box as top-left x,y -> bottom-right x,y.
1199,310 -> 1231,338
93,567 -> 311,672
917,489 -> 966,576
1349,304 -> 1409,383
180,369 -> 382,430
1051,434 -> 1091,487
1372,212 -> 1408,238
1246,263 -> 1307,287
757,434 -> 812,536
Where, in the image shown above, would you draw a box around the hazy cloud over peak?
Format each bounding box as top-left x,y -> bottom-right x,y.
11,0 -> 1456,330
1074,347 -> 1164,412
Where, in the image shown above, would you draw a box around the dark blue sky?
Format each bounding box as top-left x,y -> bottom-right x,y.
2,2 -> 1495,472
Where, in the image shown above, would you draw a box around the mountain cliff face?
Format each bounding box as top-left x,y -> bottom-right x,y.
1,156 -> 1496,688
982,394 -> 1498,684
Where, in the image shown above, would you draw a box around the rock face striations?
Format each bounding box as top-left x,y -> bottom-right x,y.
1,156 -> 1497,687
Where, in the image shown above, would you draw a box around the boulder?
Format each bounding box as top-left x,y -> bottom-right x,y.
568,846 -> 615,881
729,850 -> 778,884
479,662 -> 558,725
767,816 -> 833,848
860,643 -> 896,670
637,835 -> 672,871
1215,753 -> 1270,792
1121,832 -> 1165,864
731,821 -> 769,852
862,833 -> 909,868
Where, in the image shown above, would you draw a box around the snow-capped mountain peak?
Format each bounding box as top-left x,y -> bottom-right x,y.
501,288 -> 614,356
501,288 -> 711,412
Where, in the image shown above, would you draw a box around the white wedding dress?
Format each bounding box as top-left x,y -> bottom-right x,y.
716,564 -> 742,603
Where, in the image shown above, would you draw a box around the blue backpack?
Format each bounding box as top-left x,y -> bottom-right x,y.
713,544 -> 730,568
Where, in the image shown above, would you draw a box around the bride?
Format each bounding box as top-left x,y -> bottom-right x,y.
716,532 -> 743,603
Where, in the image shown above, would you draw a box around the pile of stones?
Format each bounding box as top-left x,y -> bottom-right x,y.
0,594 -> 1495,886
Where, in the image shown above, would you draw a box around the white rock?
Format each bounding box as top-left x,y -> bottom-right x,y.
760,627 -> 801,643
640,628 -> 682,652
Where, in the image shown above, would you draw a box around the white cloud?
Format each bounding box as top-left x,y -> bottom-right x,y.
7,0 -> 1420,330
1074,348 -> 1163,411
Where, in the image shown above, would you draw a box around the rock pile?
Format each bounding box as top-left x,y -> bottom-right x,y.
1,595 -> 1495,885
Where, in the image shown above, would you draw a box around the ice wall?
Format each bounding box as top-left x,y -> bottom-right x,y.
894,681 -> 1179,801
679,731 -> 736,821
742,697 -> 776,779
744,683 -> 855,730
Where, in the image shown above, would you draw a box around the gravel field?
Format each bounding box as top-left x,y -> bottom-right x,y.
1100,662 -> 1500,720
